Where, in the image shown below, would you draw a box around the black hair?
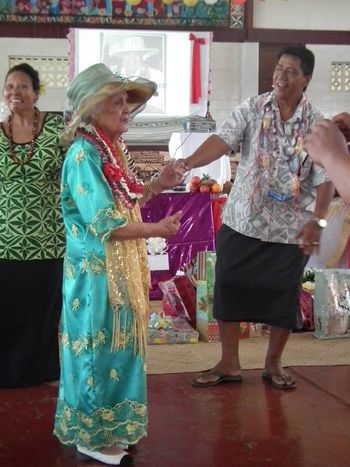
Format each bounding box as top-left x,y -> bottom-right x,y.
276,46 -> 315,77
5,63 -> 41,94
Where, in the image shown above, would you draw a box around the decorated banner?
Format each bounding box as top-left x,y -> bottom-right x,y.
0,0 -> 245,27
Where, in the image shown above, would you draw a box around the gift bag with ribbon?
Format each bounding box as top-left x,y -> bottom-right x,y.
313,269 -> 350,339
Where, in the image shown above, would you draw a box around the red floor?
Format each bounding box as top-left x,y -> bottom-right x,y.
0,366 -> 349,467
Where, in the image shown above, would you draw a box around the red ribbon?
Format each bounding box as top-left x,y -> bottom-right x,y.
189,33 -> 205,104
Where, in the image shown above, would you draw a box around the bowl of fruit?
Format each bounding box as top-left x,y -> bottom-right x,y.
188,174 -> 222,195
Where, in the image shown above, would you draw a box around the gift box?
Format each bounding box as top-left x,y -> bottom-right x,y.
147,314 -> 199,345
313,269 -> 350,339
196,278 -> 219,342
141,192 -> 215,300
196,251 -> 261,342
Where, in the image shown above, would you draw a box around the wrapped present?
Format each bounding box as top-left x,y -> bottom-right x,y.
158,276 -> 194,322
147,314 -> 199,345
299,288 -> 314,331
173,275 -> 196,326
196,278 -> 219,342
196,251 -> 260,342
313,269 -> 350,339
141,192 -> 215,299
158,274 -> 196,326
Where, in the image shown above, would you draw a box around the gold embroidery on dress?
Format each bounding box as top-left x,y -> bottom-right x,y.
55,398 -> 148,449
81,415 -> 94,427
126,422 -> 138,435
72,224 -> 78,237
61,333 -> 69,347
63,406 -> 72,419
72,336 -> 89,355
81,258 -> 88,274
110,369 -> 120,381
79,430 -> 91,443
91,257 -> 105,274
87,376 -> 94,387
81,253 -> 106,275
92,330 -> 106,349
72,298 -> 80,311
77,184 -> 87,196
65,256 -> 75,279
89,207 -> 126,243
75,149 -> 85,163
133,404 -> 147,417
101,409 -> 115,422
60,421 -> 68,435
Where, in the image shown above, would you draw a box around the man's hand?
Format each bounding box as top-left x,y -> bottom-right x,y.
296,221 -> 322,256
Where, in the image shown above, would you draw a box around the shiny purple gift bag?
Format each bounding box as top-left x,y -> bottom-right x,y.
141,192 -> 215,299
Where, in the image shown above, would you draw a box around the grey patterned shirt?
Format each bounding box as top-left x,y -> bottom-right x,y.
217,92 -> 330,244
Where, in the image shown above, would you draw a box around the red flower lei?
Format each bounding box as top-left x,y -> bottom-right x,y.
76,125 -> 144,209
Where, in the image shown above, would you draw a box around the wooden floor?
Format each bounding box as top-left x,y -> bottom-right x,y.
0,365 -> 349,467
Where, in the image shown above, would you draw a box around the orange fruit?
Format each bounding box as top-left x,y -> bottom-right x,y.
211,183 -> 222,193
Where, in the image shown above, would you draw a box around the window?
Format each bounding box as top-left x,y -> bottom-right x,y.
9,56 -> 68,89
331,62 -> 350,92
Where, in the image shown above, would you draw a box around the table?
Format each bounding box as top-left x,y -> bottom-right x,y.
168,132 -> 231,184
141,192 -> 215,299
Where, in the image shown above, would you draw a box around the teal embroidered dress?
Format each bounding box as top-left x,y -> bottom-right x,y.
54,135 -> 149,449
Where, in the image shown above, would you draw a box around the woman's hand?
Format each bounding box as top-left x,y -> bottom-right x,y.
332,112 -> 350,142
305,119 -> 349,167
152,211 -> 182,239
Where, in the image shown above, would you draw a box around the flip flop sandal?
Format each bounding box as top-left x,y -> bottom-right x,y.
262,371 -> 296,390
192,370 -> 243,387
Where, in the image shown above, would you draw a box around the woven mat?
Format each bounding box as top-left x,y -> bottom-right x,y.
147,332 -> 350,375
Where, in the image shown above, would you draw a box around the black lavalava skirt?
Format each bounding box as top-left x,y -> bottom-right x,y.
213,225 -> 308,330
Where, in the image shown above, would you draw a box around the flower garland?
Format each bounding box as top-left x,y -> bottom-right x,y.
76,124 -> 144,209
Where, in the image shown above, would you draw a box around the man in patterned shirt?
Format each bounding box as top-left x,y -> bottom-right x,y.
184,46 -> 334,390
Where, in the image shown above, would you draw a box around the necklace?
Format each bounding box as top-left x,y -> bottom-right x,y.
7,107 -> 40,166
76,124 -> 144,209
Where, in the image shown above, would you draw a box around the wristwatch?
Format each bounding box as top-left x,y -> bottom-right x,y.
310,216 -> 327,228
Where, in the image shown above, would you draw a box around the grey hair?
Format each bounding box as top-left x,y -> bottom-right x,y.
82,101 -> 104,124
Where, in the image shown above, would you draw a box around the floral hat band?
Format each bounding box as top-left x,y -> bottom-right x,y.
61,63 -> 157,145
67,63 -> 157,116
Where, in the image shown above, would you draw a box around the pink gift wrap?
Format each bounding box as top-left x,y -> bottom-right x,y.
141,192 -> 215,299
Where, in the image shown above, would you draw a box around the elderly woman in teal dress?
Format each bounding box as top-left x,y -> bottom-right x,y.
53,64 -> 184,465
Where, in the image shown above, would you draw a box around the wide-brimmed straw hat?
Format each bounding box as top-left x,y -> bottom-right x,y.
61,63 -> 157,145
